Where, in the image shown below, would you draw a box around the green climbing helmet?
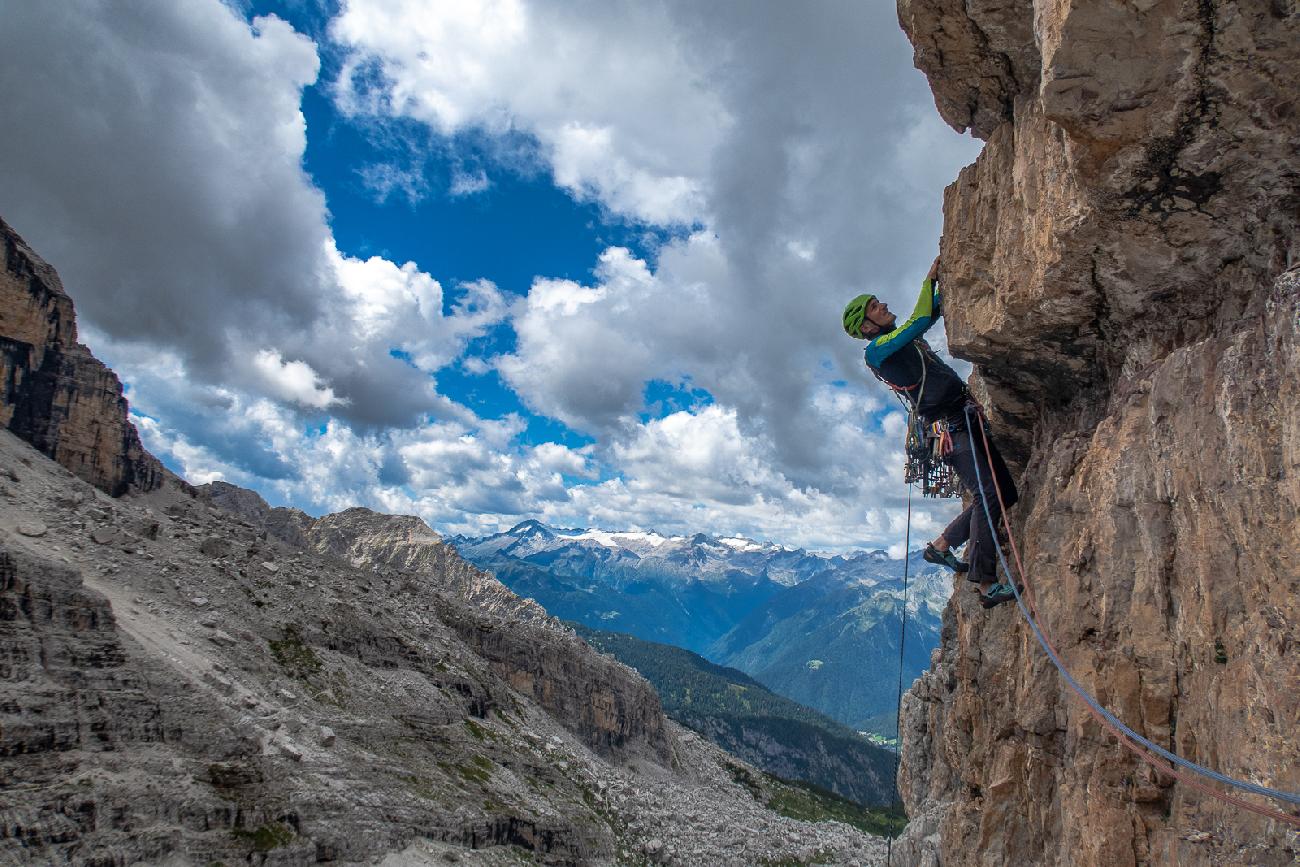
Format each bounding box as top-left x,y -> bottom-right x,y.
842,293 -> 876,339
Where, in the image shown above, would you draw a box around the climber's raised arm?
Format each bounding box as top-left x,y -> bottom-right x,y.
860,263 -> 940,368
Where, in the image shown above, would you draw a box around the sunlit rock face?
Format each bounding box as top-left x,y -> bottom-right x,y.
0,217 -> 163,496
895,1 -> 1299,865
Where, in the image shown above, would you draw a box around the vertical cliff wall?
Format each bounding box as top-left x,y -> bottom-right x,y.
895,2 -> 1299,865
0,217 -> 162,496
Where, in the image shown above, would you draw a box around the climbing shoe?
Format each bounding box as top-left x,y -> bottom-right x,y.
979,583 -> 1021,609
924,543 -> 969,573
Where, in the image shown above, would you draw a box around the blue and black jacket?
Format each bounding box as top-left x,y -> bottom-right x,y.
864,277 -> 969,424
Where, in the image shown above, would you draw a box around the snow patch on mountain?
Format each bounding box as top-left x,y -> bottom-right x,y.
566,529 -> 675,550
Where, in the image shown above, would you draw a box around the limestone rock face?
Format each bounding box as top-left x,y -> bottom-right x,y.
896,2 -> 1300,865
897,0 -> 1037,139
307,507 -> 554,623
0,217 -> 163,497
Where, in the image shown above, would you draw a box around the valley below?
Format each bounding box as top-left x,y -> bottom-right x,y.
452,522 -> 951,737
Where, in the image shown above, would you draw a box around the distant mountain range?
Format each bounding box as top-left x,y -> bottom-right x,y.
450,522 -> 952,733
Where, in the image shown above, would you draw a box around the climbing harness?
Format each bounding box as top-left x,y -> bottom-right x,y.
963,404 -> 1300,826
871,343 -> 962,499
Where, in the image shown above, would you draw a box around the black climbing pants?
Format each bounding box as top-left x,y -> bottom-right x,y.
939,412 -> 1018,587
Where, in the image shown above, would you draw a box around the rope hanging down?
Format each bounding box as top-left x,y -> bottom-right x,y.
963,405 -> 1300,826
885,484 -> 914,867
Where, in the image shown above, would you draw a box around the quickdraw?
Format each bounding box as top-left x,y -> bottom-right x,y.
870,342 -> 961,499
904,415 -> 962,498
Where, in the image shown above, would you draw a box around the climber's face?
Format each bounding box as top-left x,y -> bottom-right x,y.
860,298 -> 896,337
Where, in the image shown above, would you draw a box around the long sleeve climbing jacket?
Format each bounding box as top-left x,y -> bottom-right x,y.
864,277 -> 970,425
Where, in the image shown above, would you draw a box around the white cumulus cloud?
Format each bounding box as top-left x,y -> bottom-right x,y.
331,0 -> 724,224
0,2 -> 503,431
0,0 -> 980,553
334,0 -> 982,497
251,350 -> 344,409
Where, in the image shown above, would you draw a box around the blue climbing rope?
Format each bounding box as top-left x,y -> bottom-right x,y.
963,405 -> 1300,817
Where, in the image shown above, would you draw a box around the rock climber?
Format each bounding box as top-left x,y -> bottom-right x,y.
842,256 -> 1022,608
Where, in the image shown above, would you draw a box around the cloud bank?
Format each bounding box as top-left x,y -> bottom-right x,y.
0,0 -> 981,551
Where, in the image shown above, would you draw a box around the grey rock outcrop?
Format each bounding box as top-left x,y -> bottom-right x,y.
0,216 -> 163,496
200,486 -> 674,764
895,1 -> 1300,865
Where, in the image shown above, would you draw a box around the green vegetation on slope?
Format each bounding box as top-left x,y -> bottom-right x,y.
725,761 -> 907,840
571,623 -> 897,807
708,570 -> 939,734
858,711 -> 901,742
573,623 -> 845,734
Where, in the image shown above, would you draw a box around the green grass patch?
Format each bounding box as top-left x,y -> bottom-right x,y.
724,760 -> 764,799
206,761 -> 262,790
440,755 -> 493,785
267,625 -> 350,706
402,774 -> 440,802
465,718 -> 498,742
726,759 -> 905,838
492,706 -> 520,729
764,776 -> 906,838
231,821 -> 295,851
268,625 -> 321,678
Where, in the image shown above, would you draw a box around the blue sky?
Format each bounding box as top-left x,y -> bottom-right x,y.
0,0 -> 981,551
266,0 -> 678,436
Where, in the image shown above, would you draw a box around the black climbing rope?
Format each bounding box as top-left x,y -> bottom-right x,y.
885,482 -> 913,866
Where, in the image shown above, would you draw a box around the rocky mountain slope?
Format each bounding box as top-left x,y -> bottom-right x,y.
454,522 -> 950,733
200,488 -> 895,805
894,2 -> 1299,865
0,217 -> 890,864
